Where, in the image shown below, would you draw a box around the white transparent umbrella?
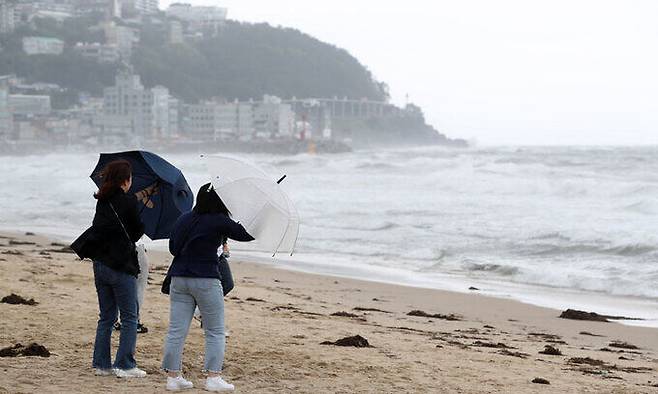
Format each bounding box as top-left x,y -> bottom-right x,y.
205,155 -> 299,256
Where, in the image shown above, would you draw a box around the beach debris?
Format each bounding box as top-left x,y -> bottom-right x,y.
44,246 -> 74,254
0,343 -> 50,357
472,341 -> 513,349
568,357 -> 607,366
320,335 -> 372,348
407,310 -> 461,321
468,286 -> 479,291
271,305 -> 299,312
25,232 -> 35,236
498,349 -> 529,358
1,250 -> 23,255
353,307 -> 391,313
483,325 -> 495,329
245,297 -> 266,302
609,341 -> 639,350
1,294 -> 37,305
618,356 -> 632,361
531,377 -> 550,385
559,309 -> 642,322
331,311 -> 360,318
9,240 -> 36,246
579,331 -> 605,337
539,345 -> 562,356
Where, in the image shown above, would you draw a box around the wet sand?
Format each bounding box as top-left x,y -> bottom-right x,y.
0,231 -> 657,393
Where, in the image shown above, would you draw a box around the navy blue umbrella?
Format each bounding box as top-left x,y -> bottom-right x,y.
90,151 -> 194,240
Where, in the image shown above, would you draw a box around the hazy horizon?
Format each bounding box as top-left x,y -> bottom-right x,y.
160,0 -> 658,146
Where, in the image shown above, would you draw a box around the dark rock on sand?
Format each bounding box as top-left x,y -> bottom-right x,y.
468,287 -> 479,291
331,311 -> 360,318
609,341 -> 639,350
1,294 -> 37,305
407,310 -> 461,321
0,343 -> 50,357
245,297 -> 266,302
559,309 -> 642,322
320,335 -> 371,348
531,377 -> 550,384
539,345 -> 562,355
25,232 -> 35,236
560,309 -> 609,322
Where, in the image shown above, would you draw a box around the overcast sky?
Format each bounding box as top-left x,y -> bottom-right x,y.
161,0 -> 658,145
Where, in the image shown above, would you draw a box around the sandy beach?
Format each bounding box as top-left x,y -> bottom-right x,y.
0,231 -> 656,393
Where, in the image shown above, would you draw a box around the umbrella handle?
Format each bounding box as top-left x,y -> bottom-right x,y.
138,179 -> 160,215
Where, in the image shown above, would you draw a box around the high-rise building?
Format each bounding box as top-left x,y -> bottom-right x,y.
124,0 -> 157,15
0,0 -> 17,34
101,72 -> 175,141
0,75 -> 13,140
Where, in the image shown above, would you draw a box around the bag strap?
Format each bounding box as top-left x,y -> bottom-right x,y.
109,202 -> 134,244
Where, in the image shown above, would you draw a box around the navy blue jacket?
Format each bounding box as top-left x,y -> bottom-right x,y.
168,211 -> 254,279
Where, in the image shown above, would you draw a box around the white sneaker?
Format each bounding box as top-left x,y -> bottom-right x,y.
94,368 -> 114,376
114,367 -> 147,378
166,375 -> 194,391
205,376 -> 234,392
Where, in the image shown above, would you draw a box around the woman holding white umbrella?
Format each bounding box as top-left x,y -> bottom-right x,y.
162,183 -> 254,392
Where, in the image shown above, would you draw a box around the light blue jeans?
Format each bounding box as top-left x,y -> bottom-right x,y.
162,277 -> 225,373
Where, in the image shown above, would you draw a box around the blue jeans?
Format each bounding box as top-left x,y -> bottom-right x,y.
162,277 -> 225,373
92,261 -> 138,370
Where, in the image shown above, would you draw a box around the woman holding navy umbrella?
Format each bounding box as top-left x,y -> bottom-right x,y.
78,159 -> 147,378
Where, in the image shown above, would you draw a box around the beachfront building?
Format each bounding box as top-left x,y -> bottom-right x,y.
253,95 -> 294,138
100,72 -> 177,142
0,76 -> 13,140
182,100 -> 254,140
0,0 -> 17,34
166,3 -> 227,36
22,36 -> 64,55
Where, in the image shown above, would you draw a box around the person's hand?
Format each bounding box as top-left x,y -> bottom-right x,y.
222,243 -> 230,253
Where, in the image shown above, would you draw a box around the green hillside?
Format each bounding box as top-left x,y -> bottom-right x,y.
0,16 -> 389,105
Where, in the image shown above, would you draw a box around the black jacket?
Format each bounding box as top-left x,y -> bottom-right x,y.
168,211 -> 254,279
72,191 -> 145,277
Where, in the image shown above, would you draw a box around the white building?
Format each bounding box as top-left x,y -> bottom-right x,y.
183,100 -> 254,140
74,42 -> 120,63
0,0 -> 17,34
101,72 -> 176,141
9,94 -> 51,115
105,22 -> 139,58
0,76 -> 13,139
22,36 -> 65,55
124,0 -> 158,15
166,3 -> 226,36
253,95 -> 294,138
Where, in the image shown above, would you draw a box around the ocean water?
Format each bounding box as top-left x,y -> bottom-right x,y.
1,146 -> 657,322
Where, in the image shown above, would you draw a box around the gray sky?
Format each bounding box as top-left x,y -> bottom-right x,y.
161,0 -> 658,145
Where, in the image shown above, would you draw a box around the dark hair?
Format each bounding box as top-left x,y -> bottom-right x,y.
193,183 -> 231,216
94,159 -> 132,201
